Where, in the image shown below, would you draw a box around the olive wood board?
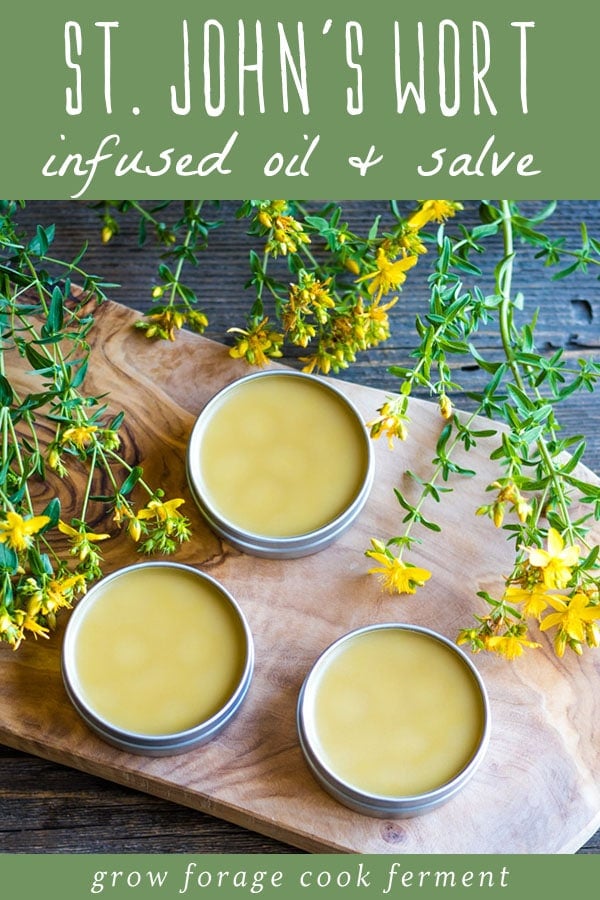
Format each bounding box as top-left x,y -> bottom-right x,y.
2,299 -> 599,854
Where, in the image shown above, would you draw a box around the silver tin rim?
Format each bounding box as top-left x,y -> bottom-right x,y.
186,370 -> 374,558
62,562 -> 254,756
297,623 -> 490,818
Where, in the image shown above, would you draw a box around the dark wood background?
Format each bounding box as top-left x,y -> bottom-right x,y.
1,200 -> 599,853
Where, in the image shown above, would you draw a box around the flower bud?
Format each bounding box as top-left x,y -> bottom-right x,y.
128,518 -> 142,542
439,394 -> 453,419
48,446 -> 61,469
586,622 -> 600,648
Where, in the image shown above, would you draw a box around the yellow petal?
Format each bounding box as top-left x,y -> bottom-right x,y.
58,520 -> 79,538
528,548 -> 551,568
544,594 -> 568,612
559,545 -> 580,567
407,566 -> 432,584
546,527 -> 564,556
24,515 -> 51,534
539,612 -> 564,631
86,531 -> 111,542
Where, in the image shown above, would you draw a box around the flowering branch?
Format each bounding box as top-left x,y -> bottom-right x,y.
0,202 -> 191,649
365,200 -> 600,661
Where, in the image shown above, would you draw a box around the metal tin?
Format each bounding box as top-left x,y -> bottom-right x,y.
297,624 -> 490,818
186,370 -> 374,558
62,562 -> 254,756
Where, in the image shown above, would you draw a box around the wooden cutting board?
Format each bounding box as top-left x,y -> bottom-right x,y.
2,299 -> 599,854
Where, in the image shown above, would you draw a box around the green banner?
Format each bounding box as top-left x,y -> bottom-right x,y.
3,0 -> 599,197
1,853 -> 599,899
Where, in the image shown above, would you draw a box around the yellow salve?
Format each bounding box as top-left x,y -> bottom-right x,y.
73,567 -> 247,735
311,629 -> 485,797
197,374 -> 368,537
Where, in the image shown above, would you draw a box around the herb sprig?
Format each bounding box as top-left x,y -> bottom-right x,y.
0,201 -> 191,649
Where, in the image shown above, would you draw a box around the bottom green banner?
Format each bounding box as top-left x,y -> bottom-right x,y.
1,854 -> 597,899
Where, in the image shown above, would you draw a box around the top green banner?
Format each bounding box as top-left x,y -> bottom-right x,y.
4,0 -> 598,198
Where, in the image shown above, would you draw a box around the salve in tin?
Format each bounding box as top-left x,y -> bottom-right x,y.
297,624 -> 490,817
62,563 -> 253,755
186,370 -> 373,557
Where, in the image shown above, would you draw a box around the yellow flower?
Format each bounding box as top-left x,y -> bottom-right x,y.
58,520 -> 110,560
228,317 -> 284,367
528,527 -> 580,589
394,230 -> 428,257
256,200 -> 288,230
540,593 -> 600,647
286,274 -> 335,326
21,615 -> 49,639
45,574 -> 86,612
484,632 -> 540,660
504,583 -> 552,619
360,296 -> 398,345
187,309 -> 209,335
407,200 -> 463,230
356,249 -> 418,301
142,308 -> 186,341
366,399 -> 408,449
58,521 -> 110,543
137,498 -> 186,533
366,542 -> 431,595
61,424 -> 98,450
264,210 -> 310,257
0,511 -> 50,552
300,345 -> 335,375
0,612 -> 22,647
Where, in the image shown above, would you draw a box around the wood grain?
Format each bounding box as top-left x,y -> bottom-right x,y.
1,299 -> 599,854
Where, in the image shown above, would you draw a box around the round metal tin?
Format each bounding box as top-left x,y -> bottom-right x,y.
186,370 -> 374,558
61,562 -> 254,756
297,623 -> 490,818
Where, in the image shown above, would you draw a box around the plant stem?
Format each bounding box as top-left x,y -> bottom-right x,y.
497,200 -> 575,541
168,200 -> 204,308
397,408 -> 483,556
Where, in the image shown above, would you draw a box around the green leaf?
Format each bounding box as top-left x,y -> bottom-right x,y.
435,422 -> 452,455
560,441 -> 587,474
368,216 -> 381,241
248,249 -> 263,275
494,252 -> 515,296
0,543 -> 19,574
420,516 -> 442,532
579,544 -> 599,571
70,359 -> 89,389
27,546 -> 53,578
506,382 -> 535,413
42,286 -> 65,337
120,465 -> 143,496
0,374 -> 14,407
303,215 -> 329,233
470,221 -> 501,240
393,488 -> 417,515
28,223 -> 55,256
157,264 -> 175,283
107,410 -> 125,431
40,497 -> 61,529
